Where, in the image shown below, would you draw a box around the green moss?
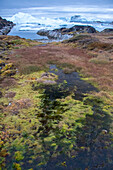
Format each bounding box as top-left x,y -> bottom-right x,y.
0,59 -> 5,66
11,39 -> 23,45
1,63 -> 14,72
19,65 -> 43,75
13,163 -> 22,170
14,151 -> 24,161
1,69 -> 16,77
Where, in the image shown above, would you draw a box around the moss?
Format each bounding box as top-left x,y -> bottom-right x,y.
13,163 -> 22,170
87,41 -> 113,51
1,69 -> 16,77
14,151 -> 24,161
1,63 -> 14,72
19,65 -> 43,75
10,39 -> 23,45
63,34 -> 91,43
89,58 -> 110,64
0,59 -> 5,66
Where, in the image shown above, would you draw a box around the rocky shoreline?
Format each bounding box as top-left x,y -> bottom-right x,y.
0,16 -> 15,35
37,25 -> 97,40
37,25 -> 113,40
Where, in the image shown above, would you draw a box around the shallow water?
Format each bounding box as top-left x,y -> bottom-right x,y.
49,65 -> 98,100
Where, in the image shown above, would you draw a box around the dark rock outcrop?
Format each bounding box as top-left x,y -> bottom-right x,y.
37,25 -> 97,40
37,28 -> 72,40
0,16 -> 15,35
62,25 -> 97,34
101,28 -> 113,33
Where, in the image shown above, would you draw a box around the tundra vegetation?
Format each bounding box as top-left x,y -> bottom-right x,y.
0,34 -> 113,170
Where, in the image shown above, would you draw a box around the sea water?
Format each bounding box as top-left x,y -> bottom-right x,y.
0,5 -> 113,40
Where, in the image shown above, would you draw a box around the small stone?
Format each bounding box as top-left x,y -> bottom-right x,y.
102,129 -> 108,134
43,80 -> 56,84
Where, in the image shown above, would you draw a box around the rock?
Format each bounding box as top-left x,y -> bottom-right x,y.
41,72 -> 55,78
0,16 -> 15,35
101,28 -> 113,33
102,129 -> 108,134
37,25 -> 96,40
62,25 -> 96,34
37,29 -> 72,40
43,80 -> 56,85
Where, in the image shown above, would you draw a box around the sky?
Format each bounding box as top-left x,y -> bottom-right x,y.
1,0 -> 113,9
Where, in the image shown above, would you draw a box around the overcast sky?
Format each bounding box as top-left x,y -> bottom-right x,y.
1,0 -> 113,9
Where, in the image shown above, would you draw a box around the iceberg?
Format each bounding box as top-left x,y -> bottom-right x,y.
9,12 -> 37,24
70,15 -> 87,22
8,12 -> 72,30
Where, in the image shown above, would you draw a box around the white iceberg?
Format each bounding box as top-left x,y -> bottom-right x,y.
9,12 -> 38,24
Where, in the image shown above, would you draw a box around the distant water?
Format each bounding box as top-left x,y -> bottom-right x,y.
0,5 -> 113,39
